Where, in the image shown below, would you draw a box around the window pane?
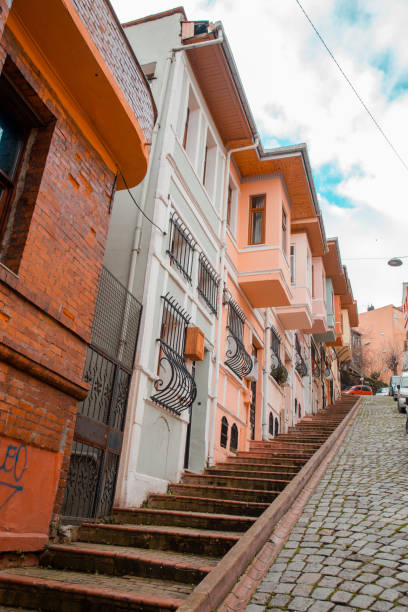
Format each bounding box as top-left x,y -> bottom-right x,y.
252,211 -> 263,243
0,109 -> 24,178
251,195 -> 264,209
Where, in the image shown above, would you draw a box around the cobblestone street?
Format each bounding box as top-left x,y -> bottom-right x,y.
247,397 -> 408,612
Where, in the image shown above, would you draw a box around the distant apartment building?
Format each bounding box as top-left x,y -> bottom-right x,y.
357,304 -> 405,381
0,0 -> 155,551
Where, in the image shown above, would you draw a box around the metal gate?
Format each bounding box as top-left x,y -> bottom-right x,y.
62,267 -> 142,521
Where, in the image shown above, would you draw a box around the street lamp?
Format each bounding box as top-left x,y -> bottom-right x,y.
387,256 -> 408,267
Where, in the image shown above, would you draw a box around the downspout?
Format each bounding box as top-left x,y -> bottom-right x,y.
262,322 -> 271,440
127,30 -> 224,293
208,137 -> 259,466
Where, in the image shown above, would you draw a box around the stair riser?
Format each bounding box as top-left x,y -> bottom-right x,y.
113,509 -> 254,532
148,496 -> 267,517
40,549 -> 208,585
169,484 -> 278,504
226,457 -> 307,467
0,582 -> 178,612
78,526 -> 236,557
182,476 -> 289,492
206,468 -> 299,478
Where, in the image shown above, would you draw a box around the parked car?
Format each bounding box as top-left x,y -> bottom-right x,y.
390,375 -> 401,400
397,374 -> 408,413
375,387 -> 390,396
344,385 -> 373,396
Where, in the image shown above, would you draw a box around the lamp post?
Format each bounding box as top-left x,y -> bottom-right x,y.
387,256 -> 408,267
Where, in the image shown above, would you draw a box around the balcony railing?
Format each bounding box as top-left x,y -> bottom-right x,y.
151,294 -> 197,415
225,299 -> 252,379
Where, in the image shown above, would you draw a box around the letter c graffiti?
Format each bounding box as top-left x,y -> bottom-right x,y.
14,445 -> 27,482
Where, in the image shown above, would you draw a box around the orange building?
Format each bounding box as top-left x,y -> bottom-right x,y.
0,0 -> 155,552
357,305 -> 405,381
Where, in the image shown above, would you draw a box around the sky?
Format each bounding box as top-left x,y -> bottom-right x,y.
111,0 -> 408,313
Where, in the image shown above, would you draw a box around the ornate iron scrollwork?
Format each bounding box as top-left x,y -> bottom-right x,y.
225,332 -> 253,379
295,352 -> 308,377
151,341 -> 197,414
151,294 -> 197,415
270,353 -> 288,385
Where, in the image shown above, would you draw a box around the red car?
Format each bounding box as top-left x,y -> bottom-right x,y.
343,385 -> 373,396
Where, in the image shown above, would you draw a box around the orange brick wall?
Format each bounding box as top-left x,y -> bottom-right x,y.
0,19 -> 115,538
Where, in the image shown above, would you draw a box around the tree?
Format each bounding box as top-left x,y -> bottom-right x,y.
384,343 -> 402,376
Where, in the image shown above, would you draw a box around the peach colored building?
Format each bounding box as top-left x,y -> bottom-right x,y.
357,305 -> 405,381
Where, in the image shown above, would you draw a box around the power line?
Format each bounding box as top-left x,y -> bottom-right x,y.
118,169 -> 166,235
294,0 -> 408,175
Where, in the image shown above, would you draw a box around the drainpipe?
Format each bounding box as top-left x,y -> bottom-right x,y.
127,29 -> 224,293
262,321 -> 271,440
208,137 -> 259,466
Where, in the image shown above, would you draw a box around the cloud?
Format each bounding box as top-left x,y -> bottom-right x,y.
110,0 -> 408,311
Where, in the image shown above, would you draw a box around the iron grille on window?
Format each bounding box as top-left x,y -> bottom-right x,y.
295,333 -> 308,377
167,213 -> 196,283
151,294 -> 197,415
198,252 -> 219,315
311,341 -> 321,377
270,326 -> 288,384
225,298 -> 252,379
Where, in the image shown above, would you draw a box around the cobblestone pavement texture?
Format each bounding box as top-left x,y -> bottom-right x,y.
247,397 -> 408,611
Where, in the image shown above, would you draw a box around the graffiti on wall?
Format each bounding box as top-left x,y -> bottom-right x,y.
0,442 -> 27,509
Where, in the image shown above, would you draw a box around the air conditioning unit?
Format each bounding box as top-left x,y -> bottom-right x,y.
245,358 -> 258,382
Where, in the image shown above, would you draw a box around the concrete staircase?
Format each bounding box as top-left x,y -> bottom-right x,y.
0,396 -> 357,611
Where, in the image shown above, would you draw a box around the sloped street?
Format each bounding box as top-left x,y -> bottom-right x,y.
248,397 -> 408,612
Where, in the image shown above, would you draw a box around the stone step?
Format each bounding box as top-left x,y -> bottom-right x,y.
226,456 -> 307,467
206,466 -> 299,479
237,450 -> 314,460
169,483 -> 279,504
182,473 -> 290,492
0,569 -> 186,611
147,494 -> 268,516
113,506 -> 255,532
78,522 -> 240,557
41,542 -> 215,584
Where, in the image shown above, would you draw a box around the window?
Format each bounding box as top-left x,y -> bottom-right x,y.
298,403 -> 301,418
167,214 -> 196,282
271,327 -> 281,360
198,253 -> 219,315
182,88 -> 199,162
282,206 -> 288,257
225,298 -> 252,379
269,412 -> 274,435
202,130 -> 217,198
220,416 -> 228,448
290,245 -> 295,285
306,250 -> 311,292
275,417 -> 279,436
0,61 -> 55,273
312,265 -> 316,297
182,107 -> 190,149
248,194 -> 265,245
227,185 -> 232,228
151,294 -> 197,415
295,399 -> 297,415
230,423 -> 238,451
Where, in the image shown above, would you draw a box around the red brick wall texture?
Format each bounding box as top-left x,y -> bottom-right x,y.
0,3 -> 121,541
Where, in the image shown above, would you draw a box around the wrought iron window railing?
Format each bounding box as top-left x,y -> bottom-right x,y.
270,327 -> 288,384
167,214 -> 196,283
198,253 -> 219,315
311,340 -> 321,377
225,298 -> 252,379
151,294 -> 197,415
295,333 -> 308,377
